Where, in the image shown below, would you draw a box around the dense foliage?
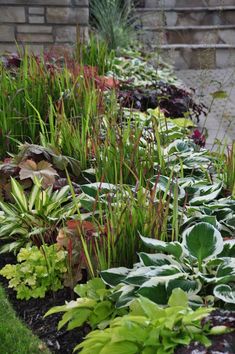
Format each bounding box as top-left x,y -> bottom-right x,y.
0,36 -> 234,354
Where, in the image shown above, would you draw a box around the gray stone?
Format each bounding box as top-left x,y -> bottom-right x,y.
0,6 -> 25,23
29,7 -> 44,15
0,25 -> 15,42
0,0 -> 71,4
17,25 -> 52,34
17,33 -> 53,43
193,30 -> 219,45
46,7 -> 89,25
29,15 -> 45,24
140,11 -> 165,27
55,26 -> 77,43
224,11 -> 235,25
74,0 -> 89,5
26,44 -> 44,54
216,48 -> 235,68
165,12 -> 178,26
0,43 -> 19,53
218,29 -> 235,45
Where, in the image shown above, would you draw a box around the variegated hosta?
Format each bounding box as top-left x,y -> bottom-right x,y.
163,139 -> 212,175
184,198 -> 235,238
101,222 -> 235,307
0,178 -> 80,253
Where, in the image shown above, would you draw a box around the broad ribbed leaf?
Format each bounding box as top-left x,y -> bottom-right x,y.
214,284 -> 235,304
125,265 -> 182,286
101,267 -> 130,287
137,274 -> 183,305
216,258 -> 235,283
80,183 -> 119,198
140,234 -> 182,259
137,278 -> 169,305
138,253 -> 182,267
189,182 -> 223,206
182,222 -> 223,262
218,239 -> 235,257
168,288 -> 188,308
114,285 -> 136,308
167,277 -> 202,295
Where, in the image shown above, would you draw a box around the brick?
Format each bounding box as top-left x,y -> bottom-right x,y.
26,44 -> 45,54
74,0 -> 89,5
17,33 -> 53,43
29,16 -> 45,24
0,25 -> 15,42
55,26 -> 77,43
46,7 -> 89,25
29,7 -> 44,15
0,43 -> 18,54
0,6 -> 25,23
0,0 -> 71,4
17,25 -> 52,34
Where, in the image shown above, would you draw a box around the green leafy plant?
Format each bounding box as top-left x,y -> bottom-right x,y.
45,278 -> 127,330
0,178 -> 80,253
90,0 -> 137,50
108,49 -> 178,87
75,289 -> 218,354
101,222 -> 235,307
0,244 -> 67,299
185,198 -> 235,238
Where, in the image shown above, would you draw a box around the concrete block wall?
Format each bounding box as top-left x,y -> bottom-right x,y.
0,0 -> 89,54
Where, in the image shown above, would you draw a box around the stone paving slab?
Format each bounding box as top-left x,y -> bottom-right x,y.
176,68 -> 235,149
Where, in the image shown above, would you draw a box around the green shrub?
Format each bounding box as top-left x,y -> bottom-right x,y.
0,244 -> 67,300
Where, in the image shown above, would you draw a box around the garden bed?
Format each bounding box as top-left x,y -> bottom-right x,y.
0,39 -> 234,354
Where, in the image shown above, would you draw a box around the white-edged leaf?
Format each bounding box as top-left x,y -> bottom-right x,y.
139,234 -> 183,259
182,222 -> 223,262
214,284 -> 235,304
101,267 -> 130,287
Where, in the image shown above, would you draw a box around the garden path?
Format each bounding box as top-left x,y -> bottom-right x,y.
176,68 -> 235,150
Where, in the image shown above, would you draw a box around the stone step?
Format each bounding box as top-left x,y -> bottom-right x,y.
137,7 -> 235,27
151,44 -> 235,69
141,25 -> 235,45
145,0 -> 235,8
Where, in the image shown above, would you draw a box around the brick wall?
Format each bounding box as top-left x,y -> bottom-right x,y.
0,0 -> 89,54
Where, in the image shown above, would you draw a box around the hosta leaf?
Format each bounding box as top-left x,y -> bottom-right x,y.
189,182 -> 223,206
168,288 -> 188,308
125,265 -> 182,286
214,284 -> 235,304
99,341 -> 138,354
80,183 -> 119,198
139,234 -> 183,259
137,278 -> 168,305
114,285 -> 136,308
101,267 -> 130,287
216,258 -> 235,283
149,175 -> 185,201
182,222 -> 223,262
137,274 -> 183,305
138,253 -> 182,267
173,118 -> 195,128
218,239 -> 235,257
167,277 -> 202,295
